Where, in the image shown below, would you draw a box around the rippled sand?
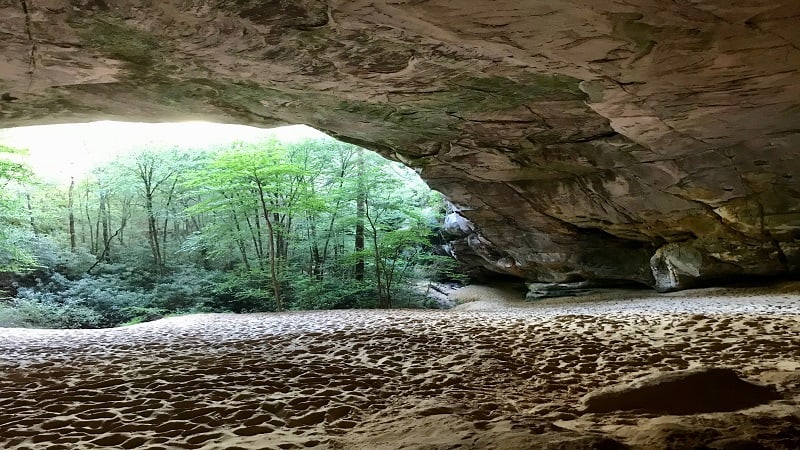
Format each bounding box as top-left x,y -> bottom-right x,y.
1,285 -> 799,449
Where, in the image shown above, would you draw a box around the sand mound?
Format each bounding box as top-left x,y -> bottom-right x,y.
450,283 -> 528,310
0,287 -> 799,449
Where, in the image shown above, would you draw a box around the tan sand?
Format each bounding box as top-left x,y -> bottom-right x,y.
0,284 -> 798,449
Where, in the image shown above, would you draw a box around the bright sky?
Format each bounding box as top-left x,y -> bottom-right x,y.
0,121 -> 329,184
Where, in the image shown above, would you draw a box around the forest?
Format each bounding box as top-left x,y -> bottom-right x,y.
0,136 -> 461,329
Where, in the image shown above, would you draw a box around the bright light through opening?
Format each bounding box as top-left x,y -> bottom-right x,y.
0,121 -> 330,183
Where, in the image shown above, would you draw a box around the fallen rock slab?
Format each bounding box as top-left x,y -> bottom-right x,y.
581,367 -> 781,414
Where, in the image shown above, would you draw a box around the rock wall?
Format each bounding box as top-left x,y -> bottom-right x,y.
1,0 -> 799,290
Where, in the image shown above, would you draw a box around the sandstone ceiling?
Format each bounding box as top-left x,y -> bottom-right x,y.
1,0 -> 799,290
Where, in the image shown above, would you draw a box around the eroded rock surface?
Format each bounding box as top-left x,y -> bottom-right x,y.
2,1 -> 799,288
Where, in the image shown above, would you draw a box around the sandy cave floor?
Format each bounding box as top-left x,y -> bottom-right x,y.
0,285 -> 799,449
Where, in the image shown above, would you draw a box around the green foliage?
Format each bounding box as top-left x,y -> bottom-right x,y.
41,274 -> 153,327
419,253 -> 471,285
0,227 -> 36,272
0,145 -> 32,182
1,265 -> 223,328
119,308 -> 168,326
150,267 -> 219,312
0,296 -> 103,329
288,276 -> 376,310
0,144 -> 35,271
208,269 -> 278,313
0,133 -> 464,328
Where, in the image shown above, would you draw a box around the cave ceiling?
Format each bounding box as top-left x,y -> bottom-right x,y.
2,0 -> 799,290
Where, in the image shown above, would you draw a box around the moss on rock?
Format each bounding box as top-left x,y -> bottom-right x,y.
81,21 -> 160,73
411,74 -> 585,115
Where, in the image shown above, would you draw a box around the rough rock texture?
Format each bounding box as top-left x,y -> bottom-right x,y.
2,1 -> 799,289
581,367 -> 781,414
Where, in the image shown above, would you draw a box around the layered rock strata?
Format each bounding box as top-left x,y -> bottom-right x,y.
2,0 -> 799,289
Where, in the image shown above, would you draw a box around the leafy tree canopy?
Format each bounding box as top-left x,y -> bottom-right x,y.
0,134 -> 461,327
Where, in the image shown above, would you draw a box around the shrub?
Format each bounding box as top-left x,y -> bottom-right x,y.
7,272 -> 154,328
151,266 -> 219,312
208,269 -> 276,313
0,295 -> 103,329
288,275 -> 377,310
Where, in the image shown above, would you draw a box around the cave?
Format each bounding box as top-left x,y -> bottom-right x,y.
2,0 -> 798,292
1,2 -> 800,449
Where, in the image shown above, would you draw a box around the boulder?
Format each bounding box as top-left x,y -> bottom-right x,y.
581,367 -> 781,414
650,242 -> 706,291
526,282 -> 593,299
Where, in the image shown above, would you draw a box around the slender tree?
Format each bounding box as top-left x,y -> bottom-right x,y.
68,177 -> 76,252
98,191 -> 110,261
355,148 -> 366,281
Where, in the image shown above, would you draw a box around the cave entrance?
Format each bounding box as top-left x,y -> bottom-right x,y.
0,121 -> 454,329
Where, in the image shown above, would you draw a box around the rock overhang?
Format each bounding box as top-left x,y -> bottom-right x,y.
2,0 -> 799,290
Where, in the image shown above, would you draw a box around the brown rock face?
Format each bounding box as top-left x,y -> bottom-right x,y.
2,1 -> 799,290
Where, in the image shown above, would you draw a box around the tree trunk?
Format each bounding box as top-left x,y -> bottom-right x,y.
25,193 -> 36,235
68,177 -> 76,252
160,178 -> 178,266
99,191 -> 110,261
84,184 -> 95,253
354,148 -> 366,281
231,209 -> 251,271
117,196 -> 131,246
308,213 -> 321,278
135,159 -> 171,273
371,224 -> 389,308
249,211 -> 265,269
255,179 -> 283,311
86,227 -> 122,274
147,206 -> 162,269
365,198 -> 389,308
322,148 -> 354,270
145,191 -> 163,271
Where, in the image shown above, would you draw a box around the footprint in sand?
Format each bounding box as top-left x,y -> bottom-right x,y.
1,290 -> 799,449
